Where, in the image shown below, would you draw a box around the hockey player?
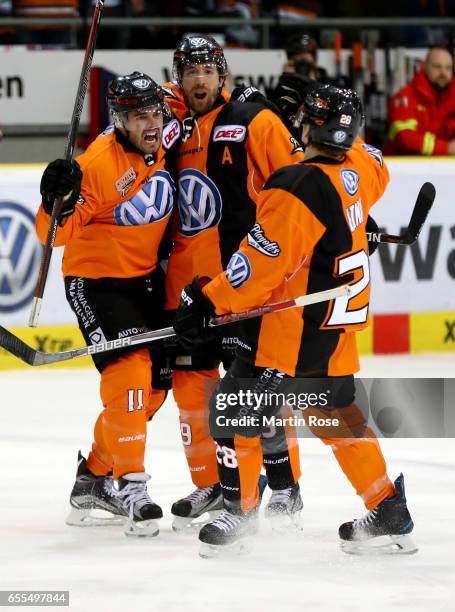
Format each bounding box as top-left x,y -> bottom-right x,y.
36,73 -> 176,537
162,35 -> 305,531
173,83 -> 417,556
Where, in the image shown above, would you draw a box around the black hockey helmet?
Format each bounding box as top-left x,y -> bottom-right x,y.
107,72 -> 172,129
172,35 -> 228,82
295,82 -> 364,151
285,33 -> 318,61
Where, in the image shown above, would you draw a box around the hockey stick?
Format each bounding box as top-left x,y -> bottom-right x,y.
28,0 -> 105,329
0,285 -> 350,367
367,182 -> 435,245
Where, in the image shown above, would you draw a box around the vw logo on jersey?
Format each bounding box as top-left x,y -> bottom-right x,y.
340,169 -> 359,197
0,202 -> 42,313
114,170 -> 175,226
226,251 -> 251,289
178,169 -> 222,237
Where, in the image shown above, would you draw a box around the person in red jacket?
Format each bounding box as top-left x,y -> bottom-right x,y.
386,47 -> 455,155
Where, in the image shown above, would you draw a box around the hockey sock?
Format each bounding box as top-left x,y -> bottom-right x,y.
173,369 -> 220,488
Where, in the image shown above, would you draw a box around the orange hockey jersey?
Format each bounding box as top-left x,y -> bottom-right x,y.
35,127 -> 176,279
162,88 -> 304,309
204,142 -> 389,377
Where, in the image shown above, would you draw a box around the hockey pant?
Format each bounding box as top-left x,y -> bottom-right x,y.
65,272 -> 171,480
172,368 -> 301,490
208,360 -> 395,514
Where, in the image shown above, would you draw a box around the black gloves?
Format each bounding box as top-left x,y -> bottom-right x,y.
366,215 -> 380,256
173,277 -> 216,348
270,72 -> 311,129
40,158 -> 83,219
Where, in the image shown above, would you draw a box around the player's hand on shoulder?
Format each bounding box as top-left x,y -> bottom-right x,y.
366,215 -> 380,255
231,84 -> 282,117
173,277 -> 216,348
40,158 -> 83,219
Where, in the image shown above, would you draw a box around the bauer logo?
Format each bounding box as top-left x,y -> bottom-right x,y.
178,169 -> 222,237
340,169 -> 359,196
114,170 -> 175,226
213,125 -> 246,142
0,201 -> 42,313
226,251 -> 251,288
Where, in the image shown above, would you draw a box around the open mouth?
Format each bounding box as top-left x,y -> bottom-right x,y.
143,128 -> 160,144
193,91 -> 208,101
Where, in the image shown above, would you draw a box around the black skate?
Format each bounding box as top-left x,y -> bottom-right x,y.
339,474 -> 417,555
117,472 -> 163,538
264,482 -> 303,532
66,451 -> 125,527
171,484 -> 223,532
198,474 -> 267,558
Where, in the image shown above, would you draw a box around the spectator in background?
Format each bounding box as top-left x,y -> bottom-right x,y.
217,0 -> 259,47
283,32 -> 318,74
386,47 -> 455,155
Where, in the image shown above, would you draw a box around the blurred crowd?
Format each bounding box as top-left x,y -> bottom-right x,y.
2,0 -> 455,49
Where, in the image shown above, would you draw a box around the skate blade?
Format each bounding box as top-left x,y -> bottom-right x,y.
66,507 -> 125,527
340,534 -> 418,555
199,537 -> 253,559
267,511 -> 303,534
124,518 -> 160,538
172,509 -> 223,534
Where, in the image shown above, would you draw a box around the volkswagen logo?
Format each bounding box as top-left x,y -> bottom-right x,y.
0,202 -> 42,312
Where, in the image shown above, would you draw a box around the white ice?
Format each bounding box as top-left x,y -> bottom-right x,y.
0,354 -> 454,612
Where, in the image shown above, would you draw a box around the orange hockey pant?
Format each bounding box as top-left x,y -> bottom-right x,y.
86,349 -> 166,480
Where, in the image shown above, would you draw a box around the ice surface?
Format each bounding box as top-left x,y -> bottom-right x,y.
0,354 -> 454,612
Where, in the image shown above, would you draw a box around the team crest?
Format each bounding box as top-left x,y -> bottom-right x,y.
340,169 -> 359,196
115,167 -> 137,197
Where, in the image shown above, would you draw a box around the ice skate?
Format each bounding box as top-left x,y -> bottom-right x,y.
198,475 -> 267,558
264,482 -> 303,532
339,474 -> 418,555
171,483 -> 223,532
117,472 -> 163,537
66,451 -> 125,527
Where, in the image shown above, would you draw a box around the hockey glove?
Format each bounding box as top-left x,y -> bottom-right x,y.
40,158 -> 83,220
270,72 -> 311,128
173,277 -> 216,348
230,84 -> 282,118
366,215 -> 380,256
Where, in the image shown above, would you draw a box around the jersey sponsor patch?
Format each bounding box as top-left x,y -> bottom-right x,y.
226,251 -> 252,288
360,143 -> 383,167
114,170 -> 175,226
115,167 -> 137,197
247,223 -> 281,257
213,125 -> 246,143
340,169 -> 359,196
163,119 -> 181,149
178,168 -> 222,236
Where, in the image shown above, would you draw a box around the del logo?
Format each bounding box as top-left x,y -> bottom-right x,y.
247,223 -> 281,257
114,170 -> 175,226
163,119 -> 181,149
213,125 -> 246,142
340,169 -> 359,196
226,251 -> 251,288
115,167 -> 137,197
0,202 -> 42,313
178,169 -> 222,237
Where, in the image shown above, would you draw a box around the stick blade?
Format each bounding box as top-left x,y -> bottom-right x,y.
404,182 -> 435,243
0,325 -> 37,366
